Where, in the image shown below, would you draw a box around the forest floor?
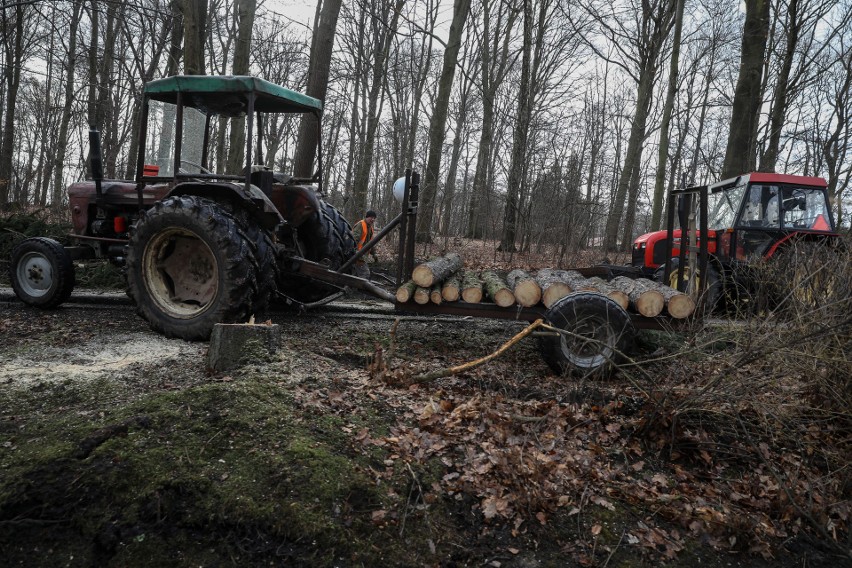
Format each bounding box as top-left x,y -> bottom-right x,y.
0,277 -> 849,567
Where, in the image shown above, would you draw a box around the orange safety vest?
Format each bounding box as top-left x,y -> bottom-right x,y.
357,220 -> 373,250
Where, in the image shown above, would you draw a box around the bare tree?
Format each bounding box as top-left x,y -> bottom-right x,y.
721,0 -> 771,178
415,0 -> 471,242
226,0 -> 257,174
293,0 -> 343,177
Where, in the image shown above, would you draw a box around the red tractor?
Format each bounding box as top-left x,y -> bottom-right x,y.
632,172 -> 840,311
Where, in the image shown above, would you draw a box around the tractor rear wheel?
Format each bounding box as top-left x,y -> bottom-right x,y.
10,237 -> 76,308
538,292 -> 635,378
279,200 -> 356,304
126,195 -> 261,340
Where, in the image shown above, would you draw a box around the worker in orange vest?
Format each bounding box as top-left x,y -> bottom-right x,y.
352,210 -> 378,279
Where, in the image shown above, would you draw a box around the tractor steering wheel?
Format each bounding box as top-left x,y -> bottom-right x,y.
178,159 -> 213,175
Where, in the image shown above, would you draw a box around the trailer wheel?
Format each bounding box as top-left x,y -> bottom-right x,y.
280,200 -> 356,303
10,237 -> 76,308
126,195 -> 259,340
538,292 -> 635,378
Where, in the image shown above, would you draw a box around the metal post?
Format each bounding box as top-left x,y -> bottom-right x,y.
396,169 -> 412,286
244,93 -> 255,193
173,92 -> 184,181
89,127 -> 104,204
404,171 -> 420,281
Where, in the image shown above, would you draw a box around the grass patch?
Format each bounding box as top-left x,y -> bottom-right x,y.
0,374 -> 430,566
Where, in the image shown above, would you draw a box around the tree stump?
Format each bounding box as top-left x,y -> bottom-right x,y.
412,253 -> 463,287
208,323 -> 280,372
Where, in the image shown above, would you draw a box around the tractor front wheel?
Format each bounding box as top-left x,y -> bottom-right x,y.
538,292 -> 635,378
126,196 -> 261,340
656,258 -> 722,313
10,237 -> 76,308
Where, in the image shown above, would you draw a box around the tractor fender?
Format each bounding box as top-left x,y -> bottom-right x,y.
764,231 -> 839,259
167,181 -> 284,231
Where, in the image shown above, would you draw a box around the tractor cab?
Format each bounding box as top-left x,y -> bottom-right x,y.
633,173 -> 836,273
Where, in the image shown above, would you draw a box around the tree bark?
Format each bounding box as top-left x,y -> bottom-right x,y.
396,280 -> 417,302
416,0 -> 471,242
461,271 -> 483,303
182,0 -> 208,75
226,0 -> 257,174
650,0 -> 684,231
412,253 -> 463,287
441,271 -> 463,301
722,0 -> 771,178
349,0 -> 404,221
293,0 -> 343,177
535,269 -> 572,308
506,269 -> 541,307
52,0 -> 83,205
481,270 -> 515,307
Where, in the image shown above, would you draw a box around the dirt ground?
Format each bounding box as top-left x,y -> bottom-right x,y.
0,288 -> 848,567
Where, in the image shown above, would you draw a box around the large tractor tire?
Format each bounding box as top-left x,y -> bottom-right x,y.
126,195 -> 262,340
279,200 -> 356,304
538,292 -> 635,378
10,237 -> 76,308
764,238 -> 843,316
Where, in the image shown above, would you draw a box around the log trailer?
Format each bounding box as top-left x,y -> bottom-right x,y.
9,74 -> 681,378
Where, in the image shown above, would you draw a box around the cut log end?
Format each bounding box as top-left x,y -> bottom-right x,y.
665,294 -> 695,319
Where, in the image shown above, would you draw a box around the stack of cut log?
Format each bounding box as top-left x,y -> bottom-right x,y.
396,253 -> 696,319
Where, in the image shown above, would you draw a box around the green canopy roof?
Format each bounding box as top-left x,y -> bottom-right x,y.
144,75 -> 323,116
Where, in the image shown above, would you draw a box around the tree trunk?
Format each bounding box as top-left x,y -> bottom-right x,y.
535,269 -> 572,308
226,0 -> 257,174
602,0 -> 674,251
349,0 -> 404,221
466,0 -> 518,239
52,0 -> 83,206
610,276 -> 664,317
396,280 -> 417,302
461,271 -> 483,303
506,269 -> 541,307
499,0 -> 537,252
182,0 -> 208,75
441,271 -> 463,301
481,270 -> 515,307
0,4 -> 26,203
293,0 -> 343,177
721,0 -> 771,178
412,253 -> 463,287
650,0 -> 684,231
416,0 -> 471,242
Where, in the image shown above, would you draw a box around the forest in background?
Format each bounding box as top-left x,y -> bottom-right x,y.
1,0 -> 851,255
